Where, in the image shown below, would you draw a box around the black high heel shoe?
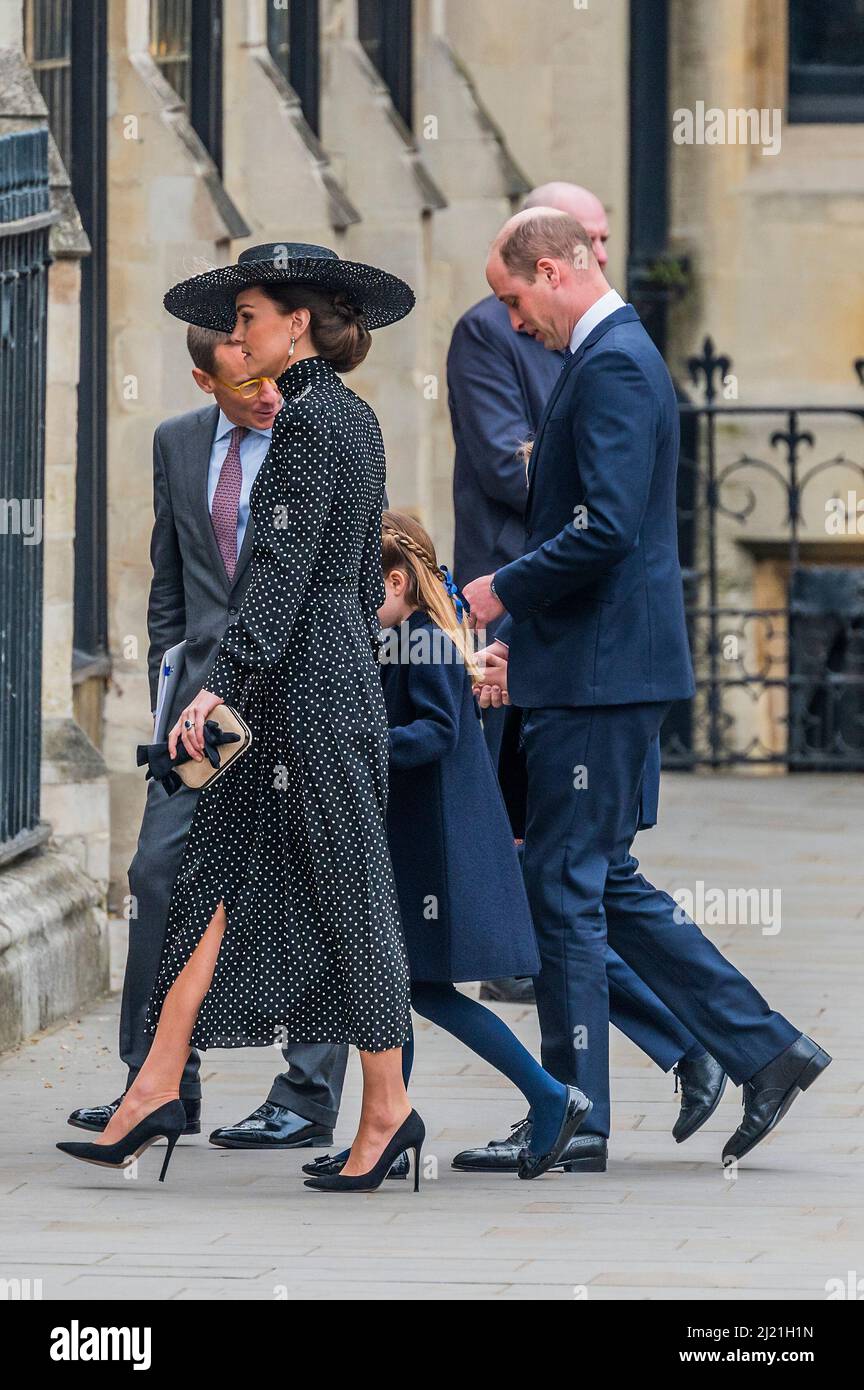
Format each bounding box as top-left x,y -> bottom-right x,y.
56,1100 -> 186,1182
303,1110 -> 425,1193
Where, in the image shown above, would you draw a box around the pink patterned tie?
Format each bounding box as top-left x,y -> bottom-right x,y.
211,426 -> 247,580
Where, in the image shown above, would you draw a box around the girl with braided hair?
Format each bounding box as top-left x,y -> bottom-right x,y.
306,511 -> 592,1181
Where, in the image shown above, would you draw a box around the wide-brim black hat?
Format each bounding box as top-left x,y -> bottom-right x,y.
164,241 -> 415,333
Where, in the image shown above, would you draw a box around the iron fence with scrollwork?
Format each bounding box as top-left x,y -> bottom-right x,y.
665,338 -> 864,770
0,128 -> 54,864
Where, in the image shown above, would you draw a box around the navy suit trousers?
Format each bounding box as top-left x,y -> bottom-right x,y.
520,702 -> 798,1136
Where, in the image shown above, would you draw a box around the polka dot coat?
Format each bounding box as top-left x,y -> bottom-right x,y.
145,354 -> 411,1053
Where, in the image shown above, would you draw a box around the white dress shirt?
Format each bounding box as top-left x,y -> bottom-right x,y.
568,288 -> 626,354
207,411 -> 272,553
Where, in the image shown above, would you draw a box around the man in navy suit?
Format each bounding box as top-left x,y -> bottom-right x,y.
449,183 -> 609,769
464,208 -> 831,1168
449,188 -> 729,1172
450,185 -> 610,592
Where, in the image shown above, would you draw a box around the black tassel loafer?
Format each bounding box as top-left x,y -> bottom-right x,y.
516,1086 -> 593,1180
57,1100 -> 186,1182
722,1034 -> 832,1165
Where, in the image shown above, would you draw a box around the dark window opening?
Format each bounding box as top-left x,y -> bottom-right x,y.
150,0 -> 191,103
24,0 -> 72,168
267,0 -> 321,136
788,0 -> 864,122
150,0 -> 224,168
358,0 -> 413,131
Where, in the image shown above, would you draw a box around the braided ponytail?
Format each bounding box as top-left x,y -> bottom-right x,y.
381,510 -> 481,680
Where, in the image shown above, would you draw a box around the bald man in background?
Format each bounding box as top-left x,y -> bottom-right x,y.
445,183 -> 726,1170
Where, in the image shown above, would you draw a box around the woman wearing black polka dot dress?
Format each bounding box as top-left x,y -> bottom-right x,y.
57,245 -> 425,1193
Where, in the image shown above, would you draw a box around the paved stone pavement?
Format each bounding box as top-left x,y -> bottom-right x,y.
1,774 -> 861,1301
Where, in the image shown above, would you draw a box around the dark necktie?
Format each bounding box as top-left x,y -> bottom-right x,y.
211,426 -> 247,580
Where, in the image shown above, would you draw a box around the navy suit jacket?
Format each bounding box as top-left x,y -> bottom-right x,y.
494,304 -> 695,709
448,295 -> 562,587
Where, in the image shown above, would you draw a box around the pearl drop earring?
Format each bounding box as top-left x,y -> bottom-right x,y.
288,336 -> 296,358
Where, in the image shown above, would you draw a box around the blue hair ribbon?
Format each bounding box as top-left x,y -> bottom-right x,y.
439,564 -> 470,622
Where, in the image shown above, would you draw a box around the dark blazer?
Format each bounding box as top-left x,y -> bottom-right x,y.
448,295 -> 562,588
494,305 -> 696,708
147,404 -> 258,727
380,609 -> 540,984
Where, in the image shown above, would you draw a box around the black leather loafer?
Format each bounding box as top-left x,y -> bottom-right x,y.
517,1086 -> 594,1180
209,1102 -> 333,1150
67,1096 -> 201,1137
302,1148 -> 410,1180
672,1051 -> 727,1143
722,1034 -> 831,1165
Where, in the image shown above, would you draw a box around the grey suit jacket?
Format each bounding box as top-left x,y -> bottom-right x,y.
147,404 -> 258,732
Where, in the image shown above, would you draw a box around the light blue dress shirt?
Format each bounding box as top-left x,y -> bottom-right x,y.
207,411 -> 273,555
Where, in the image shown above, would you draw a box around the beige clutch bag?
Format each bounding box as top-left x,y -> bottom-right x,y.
175,704 -> 253,791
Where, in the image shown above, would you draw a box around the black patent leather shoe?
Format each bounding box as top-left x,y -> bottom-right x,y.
67,1095 -> 201,1137
672,1051 -> 727,1143
301,1148 -> 410,1180
209,1102 -> 333,1150
517,1086 -> 593,1180
722,1034 -> 832,1165
453,1112 -> 606,1175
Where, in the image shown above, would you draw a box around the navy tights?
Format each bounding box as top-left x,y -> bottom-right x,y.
407,982 -> 568,1156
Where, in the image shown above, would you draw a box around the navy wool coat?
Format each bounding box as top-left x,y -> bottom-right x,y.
379,609 -> 540,984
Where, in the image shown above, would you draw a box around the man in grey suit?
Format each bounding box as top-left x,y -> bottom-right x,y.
67,328 -> 349,1149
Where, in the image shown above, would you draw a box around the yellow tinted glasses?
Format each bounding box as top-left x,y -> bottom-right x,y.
216,376 -> 277,400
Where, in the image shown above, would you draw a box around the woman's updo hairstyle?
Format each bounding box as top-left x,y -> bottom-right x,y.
258,281 -> 372,372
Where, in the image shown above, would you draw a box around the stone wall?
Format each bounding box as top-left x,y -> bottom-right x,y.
0,1 -> 109,1052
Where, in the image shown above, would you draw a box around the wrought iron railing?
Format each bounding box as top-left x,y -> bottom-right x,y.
665,338 -> 864,770
0,128 -> 54,863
